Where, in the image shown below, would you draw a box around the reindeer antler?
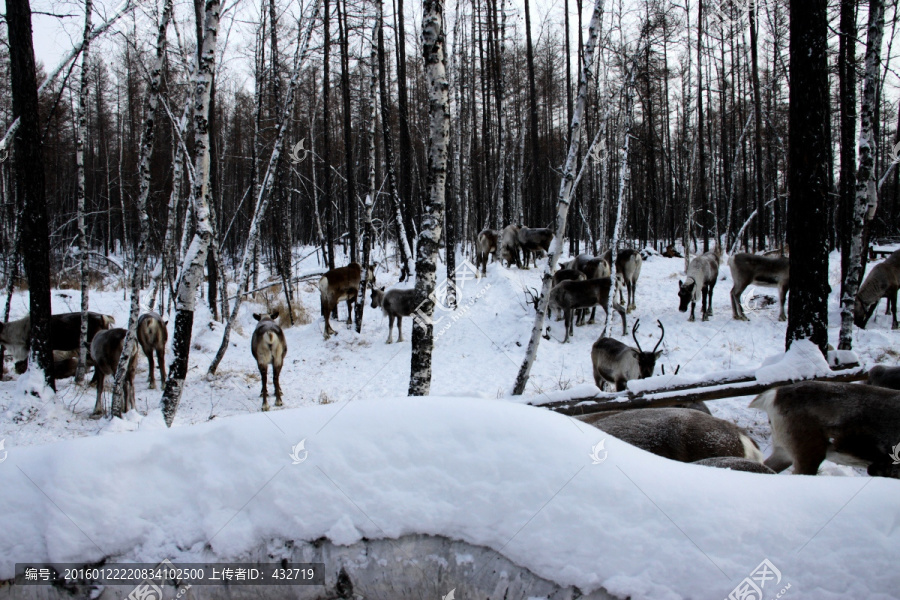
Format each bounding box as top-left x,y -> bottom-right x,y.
653,320 -> 665,354
632,319 -> 643,352
524,287 -> 541,312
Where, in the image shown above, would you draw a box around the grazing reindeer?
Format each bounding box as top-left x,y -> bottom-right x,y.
853,249 -> 900,330
563,255 -> 611,324
89,328 -> 137,418
548,277 -> 627,343
544,269 -> 587,321
498,225 -> 521,268
867,365 -> 900,390
580,408 -> 765,464
750,382 -> 900,477
591,320 -> 664,391
729,253 -> 790,321
517,227 -> 554,268
370,286 -> 418,343
678,249 -> 721,322
475,229 -> 499,276
251,312 -> 287,411
0,311 -> 114,374
137,312 -> 167,389
602,249 -> 643,312
318,263 -> 374,339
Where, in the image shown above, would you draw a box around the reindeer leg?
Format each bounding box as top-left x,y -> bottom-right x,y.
91,373 -> 106,419
701,287 -> 710,321
764,445 -> 794,473
891,290 -> 898,330
707,284 -> 714,317
145,345 -> 156,389
386,315 -> 394,344
588,306 -> 596,325
778,284 -> 787,322
397,317 -> 404,343
617,303 -> 628,336
274,359 -> 284,407
689,302 -> 696,322
732,284 -> 750,321
346,297 -> 354,326
157,347 -> 166,385
259,363 -> 269,411
563,310 -> 572,343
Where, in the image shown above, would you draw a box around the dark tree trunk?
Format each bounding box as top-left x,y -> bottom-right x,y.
786,0 -> 831,353
8,0 -> 54,390
323,0 -> 335,269
750,0 -> 766,252
395,0 -> 416,252
838,0 -> 857,293
523,0 -> 539,216
337,0 -> 357,262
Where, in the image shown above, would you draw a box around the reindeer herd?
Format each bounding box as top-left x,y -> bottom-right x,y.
1,242 -> 899,478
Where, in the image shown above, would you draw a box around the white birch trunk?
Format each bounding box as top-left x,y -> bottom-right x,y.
160,0 -> 222,426
74,0 -> 92,384
207,0 -> 320,376
839,0 -> 884,350
408,0 -> 450,396
493,0 -> 508,231
511,0 -> 605,396
110,0 -> 172,417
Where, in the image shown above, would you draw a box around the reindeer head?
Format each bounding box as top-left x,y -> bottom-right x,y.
370,287 -> 386,309
853,297 -> 878,329
253,312 -> 278,322
677,279 -> 696,312
524,287 -> 541,313
632,319 -> 665,378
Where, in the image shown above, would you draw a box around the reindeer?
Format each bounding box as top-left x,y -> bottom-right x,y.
251,312 -> 287,411
579,407 -> 765,464
750,381 -> 900,477
853,249 -> 900,330
548,277 -> 627,343
692,457 -> 775,474
729,252 -> 790,321
602,249 -> 643,312
562,255 -> 611,324
475,229 -> 499,276
318,263 -> 374,339
543,269 -> 587,321
137,312 -> 167,389
0,311 -> 114,374
498,225 -> 521,268
89,328 -> 137,418
867,365 -> 900,390
678,249 -> 721,322
370,286 -> 419,343
517,227 -> 554,268
591,320 -> 664,391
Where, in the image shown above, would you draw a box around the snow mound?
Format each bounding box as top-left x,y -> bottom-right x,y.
1,397 -> 897,599
755,340 -> 832,385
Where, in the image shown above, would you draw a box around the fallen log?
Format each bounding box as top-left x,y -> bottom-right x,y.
536,365 -> 868,417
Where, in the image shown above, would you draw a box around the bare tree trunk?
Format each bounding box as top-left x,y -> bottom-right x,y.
338,0 -> 357,263
110,0 -> 172,417
838,0 -> 857,295
8,0 -> 54,390
74,0 -> 93,384
208,0 -> 320,376
161,0 -> 221,425
750,0 -> 766,252
511,0 -> 605,396
839,0 -> 885,350
409,0 -> 450,396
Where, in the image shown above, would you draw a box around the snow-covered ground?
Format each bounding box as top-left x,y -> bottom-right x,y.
1,246 -> 899,598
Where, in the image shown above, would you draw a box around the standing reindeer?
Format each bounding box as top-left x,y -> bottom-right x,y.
853,249 -> 900,330
750,382 -> 900,477
517,227 -> 554,268
729,253 -> 790,321
591,320 -> 664,391
251,312 -> 287,411
548,277 -> 627,342
318,263 -> 375,340
602,249 -> 642,312
475,229 -> 499,276
370,286 -> 418,343
498,225 -> 521,268
137,312 -> 167,389
89,328 -> 137,418
678,249 -> 721,322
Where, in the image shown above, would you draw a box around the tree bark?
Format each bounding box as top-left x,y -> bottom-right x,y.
839,0 -> 885,350
8,0 -> 55,390
409,0 -> 450,396
161,0 -> 221,426
337,0 -> 357,263
511,0 -> 605,396
74,0 -> 93,384
785,0 -> 831,354
750,0 -> 766,252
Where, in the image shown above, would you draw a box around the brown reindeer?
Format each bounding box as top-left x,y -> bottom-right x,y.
0,311 -> 115,374
517,227 -> 554,268
750,382 -> 900,477
498,225 -> 521,268
137,312 -> 167,389
853,249 -> 900,330
591,320 -> 664,391
318,263 -> 375,339
602,249 -> 643,312
252,312 -> 287,411
678,249 -> 721,322
729,253 -> 790,321
475,229 -> 499,276
89,328 -> 137,418
548,277 -> 627,342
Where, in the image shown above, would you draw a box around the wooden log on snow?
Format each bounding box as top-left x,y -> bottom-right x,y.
538,365 -> 868,417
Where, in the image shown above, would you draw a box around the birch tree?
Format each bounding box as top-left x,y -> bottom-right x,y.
839,0 -> 885,350
161,0 -> 222,425
408,0 -> 450,396
74,0 -> 93,383
109,0 -> 173,417
207,1 -> 320,376
511,0 -> 605,396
